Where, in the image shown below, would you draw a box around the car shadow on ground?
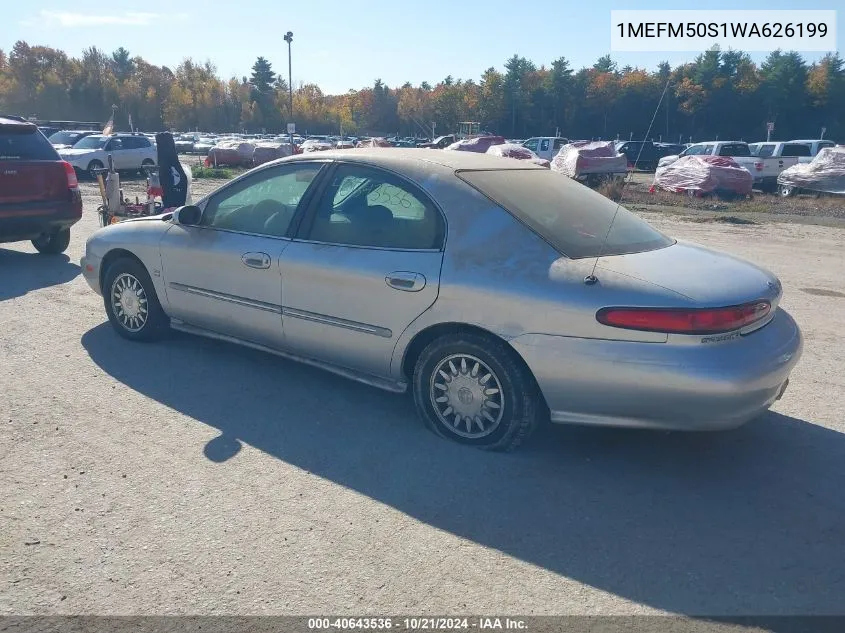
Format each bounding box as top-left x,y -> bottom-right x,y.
82,323 -> 845,620
0,248 -> 80,301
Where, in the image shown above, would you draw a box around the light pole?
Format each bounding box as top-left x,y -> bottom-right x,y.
284,31 -> 294,147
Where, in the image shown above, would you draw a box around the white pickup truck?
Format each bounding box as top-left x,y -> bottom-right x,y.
748,141 -> 815,162
657,141 -> 797,193
788,139 -> 837,157
522,137 -> 569,161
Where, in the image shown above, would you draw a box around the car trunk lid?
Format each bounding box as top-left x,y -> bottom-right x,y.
596,240 -> 781,310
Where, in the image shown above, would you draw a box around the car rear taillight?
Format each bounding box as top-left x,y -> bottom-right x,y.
596,301 -> 771,335
62,161 -> 78,188
754,162 -> 764,171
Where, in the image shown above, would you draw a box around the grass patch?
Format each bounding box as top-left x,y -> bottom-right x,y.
192,166 -> 235,179
597,178 -> 626,202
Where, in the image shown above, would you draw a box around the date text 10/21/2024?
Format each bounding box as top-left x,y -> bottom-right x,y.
307,617 -> 528,630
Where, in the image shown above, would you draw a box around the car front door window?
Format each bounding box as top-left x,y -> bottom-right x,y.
201,164 -> 323,237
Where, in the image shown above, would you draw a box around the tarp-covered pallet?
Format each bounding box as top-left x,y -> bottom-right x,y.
778,146 -> 845,196
652,155 -> 752,199
551,141 -> 628,182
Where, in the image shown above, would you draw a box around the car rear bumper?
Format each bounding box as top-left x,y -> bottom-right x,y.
510,307 -> 803,431
0,198 -> 82,242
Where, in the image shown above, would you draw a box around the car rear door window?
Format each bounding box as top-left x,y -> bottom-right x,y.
303,164 -> 444,250
201,163 -> 323,237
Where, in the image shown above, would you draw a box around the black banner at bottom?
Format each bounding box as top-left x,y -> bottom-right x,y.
1,617 -> 844,633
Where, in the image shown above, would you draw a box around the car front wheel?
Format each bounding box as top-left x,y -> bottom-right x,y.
412,332 -> 541,451
31,228 -> 71,254
87,159 -> 104,180
102,257 -> 168,341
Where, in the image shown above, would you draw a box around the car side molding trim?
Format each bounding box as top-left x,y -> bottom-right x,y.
168,282 -> 392,338
168,282 -> 281,314
170,319 -> 407,394
282,307 -> 393,338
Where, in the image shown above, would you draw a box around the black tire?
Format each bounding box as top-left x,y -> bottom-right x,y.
102,257 -> 168,342
87,159 -> 104,180
31,228 -> 71,254
140,159 -> 156,175
412,331 -> 541,451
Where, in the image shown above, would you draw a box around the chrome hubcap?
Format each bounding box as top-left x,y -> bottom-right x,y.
111,273 -> 148,332
429,354 -> 504,438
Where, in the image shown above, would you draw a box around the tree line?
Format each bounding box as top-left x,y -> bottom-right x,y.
1,40 -> 843,142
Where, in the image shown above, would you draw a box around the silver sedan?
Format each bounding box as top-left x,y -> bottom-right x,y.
80,149 -> 803,451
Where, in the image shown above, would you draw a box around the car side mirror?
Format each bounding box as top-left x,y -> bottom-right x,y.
173,205 -> 202,226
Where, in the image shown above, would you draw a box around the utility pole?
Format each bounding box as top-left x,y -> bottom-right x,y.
284,31 -> 294,148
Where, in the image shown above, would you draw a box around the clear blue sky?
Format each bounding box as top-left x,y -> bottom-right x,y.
5,0 -> 841,94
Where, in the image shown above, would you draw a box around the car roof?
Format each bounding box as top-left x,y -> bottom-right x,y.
283,148 -> 548,172
0,116 -> 36,129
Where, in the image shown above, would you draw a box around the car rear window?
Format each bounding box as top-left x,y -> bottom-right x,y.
458,169 -> 675,259
782,144 -> 811,157
0,124 -> 60,161
719,144 -> 751,157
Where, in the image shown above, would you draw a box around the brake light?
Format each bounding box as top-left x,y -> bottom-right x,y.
62,161 -> 78,188
754,162 -> 764,171
596,301 -> 771,334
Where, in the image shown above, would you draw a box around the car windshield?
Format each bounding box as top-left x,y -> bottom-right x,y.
74,136 -> 108,149
458,169 -> 675,259
49,131 -> 87,145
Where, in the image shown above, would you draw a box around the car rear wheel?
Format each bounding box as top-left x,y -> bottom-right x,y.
779,184 -> 796,197
87,159 -> 104,180
412,332 -> 541,451
103,257 -> 168,342
31,228 -> 71,254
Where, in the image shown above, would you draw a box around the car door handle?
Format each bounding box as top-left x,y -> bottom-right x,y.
242,252 -> 271,269
386,271 -> 426,292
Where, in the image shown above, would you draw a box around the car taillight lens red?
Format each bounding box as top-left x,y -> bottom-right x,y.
754,162 -> 764,171
62,161 -> 78,188
596,301 -> 772,334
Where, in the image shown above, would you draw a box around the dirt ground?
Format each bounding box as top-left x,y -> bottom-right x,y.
1,175 -> 844,617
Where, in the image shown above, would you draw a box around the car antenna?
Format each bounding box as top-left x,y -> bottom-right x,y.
584,75 -> 672,285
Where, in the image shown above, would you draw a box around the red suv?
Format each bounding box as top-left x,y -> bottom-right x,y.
0,116 -> 83,254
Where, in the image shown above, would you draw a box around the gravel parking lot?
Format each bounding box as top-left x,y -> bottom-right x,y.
2,177 -> 844,617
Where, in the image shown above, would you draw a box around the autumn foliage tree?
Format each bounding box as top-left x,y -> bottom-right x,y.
0,41 -> 842,142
